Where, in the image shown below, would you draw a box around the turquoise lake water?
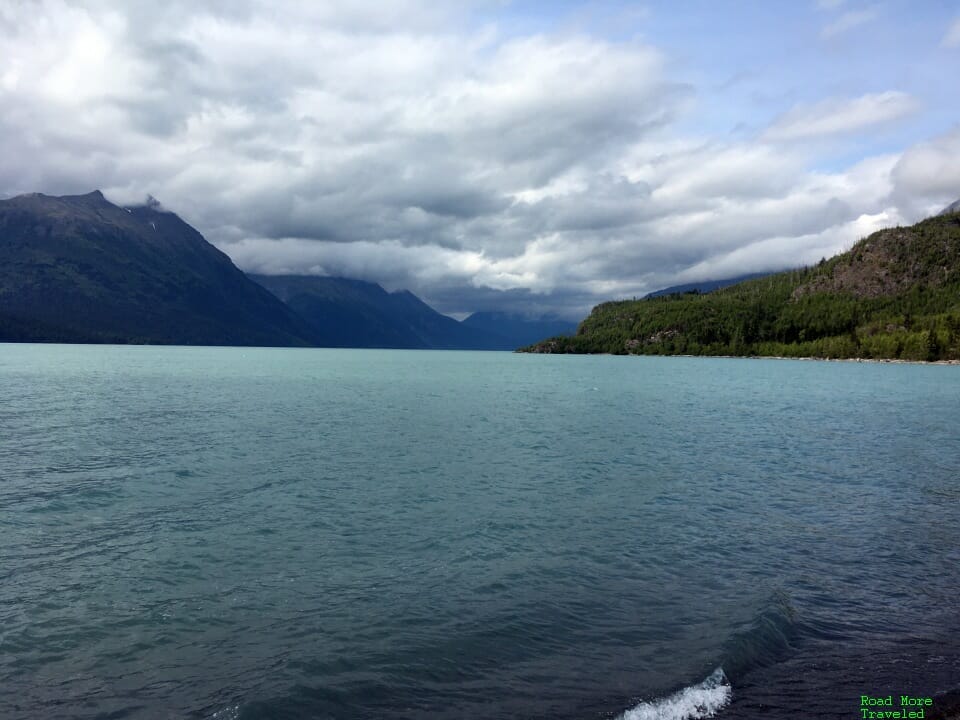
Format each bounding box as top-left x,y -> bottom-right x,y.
1,345 -> 959,719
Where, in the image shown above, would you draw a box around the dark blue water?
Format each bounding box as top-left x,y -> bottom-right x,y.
1,345 -> 958,719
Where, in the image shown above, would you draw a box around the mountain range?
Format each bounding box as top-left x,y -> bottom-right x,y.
940,198 -> 960,216
10,188 -> 956,360
524,200 -> 960,361
460,311 -> 578,349
643,272 -> 775,298
0,191 -> 574,349
0,191 -> 317,346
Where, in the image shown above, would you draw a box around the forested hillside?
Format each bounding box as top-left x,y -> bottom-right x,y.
523,209 -> 960,361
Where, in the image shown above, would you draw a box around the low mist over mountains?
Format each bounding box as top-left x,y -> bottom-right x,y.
643,273 -> 775,299
0,191 -> 571,350
251,275 -> 507,350
940,199 -> 960,216
461,312 -> 577,349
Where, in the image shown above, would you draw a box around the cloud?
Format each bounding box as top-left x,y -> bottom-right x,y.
944,18 -> 960,48
890,126 -> 960,216
816,0 -> 846,9
0,1 -> 951,319
821,8 -> 878,38
762,92 -> 918,141
672,208 -> 905,283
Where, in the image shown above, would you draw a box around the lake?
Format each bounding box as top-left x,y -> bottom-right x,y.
2,345 -> 958,719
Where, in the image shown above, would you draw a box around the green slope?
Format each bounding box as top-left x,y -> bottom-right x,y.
522,210 -> 960,361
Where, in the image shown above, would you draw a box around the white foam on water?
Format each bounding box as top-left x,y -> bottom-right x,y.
207,704 -> 240,720
618,668 -> 732,720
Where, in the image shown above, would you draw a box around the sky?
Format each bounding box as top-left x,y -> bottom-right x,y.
1,0 -> 959,319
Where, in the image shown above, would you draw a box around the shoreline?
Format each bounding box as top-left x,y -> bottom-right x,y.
522,349 -> 960,365
715,354 -> 960,366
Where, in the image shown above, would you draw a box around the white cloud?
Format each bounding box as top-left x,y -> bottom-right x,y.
821,8 -> 878,38
890,126 -> 960,215
673,209 -> 905,283
943,17 -> 960,48
0,1 -> 952,318
763,92 -> 918,141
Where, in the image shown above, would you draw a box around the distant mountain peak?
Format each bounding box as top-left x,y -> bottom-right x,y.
939,198 -> 960,216
644,272 -> 776,298
65,189 -> 108,203
249,274 -> 516,349
0,191 -> 317,346
461,311 -> 578,348
9,189 -> 105,204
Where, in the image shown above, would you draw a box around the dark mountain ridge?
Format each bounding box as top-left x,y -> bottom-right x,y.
938,198 -> 960,216
0,190 -> 555,350
250,274 -> 512,349
461,311 -> 577,348
0,191 -> 318,346
644,272 -> 775,298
